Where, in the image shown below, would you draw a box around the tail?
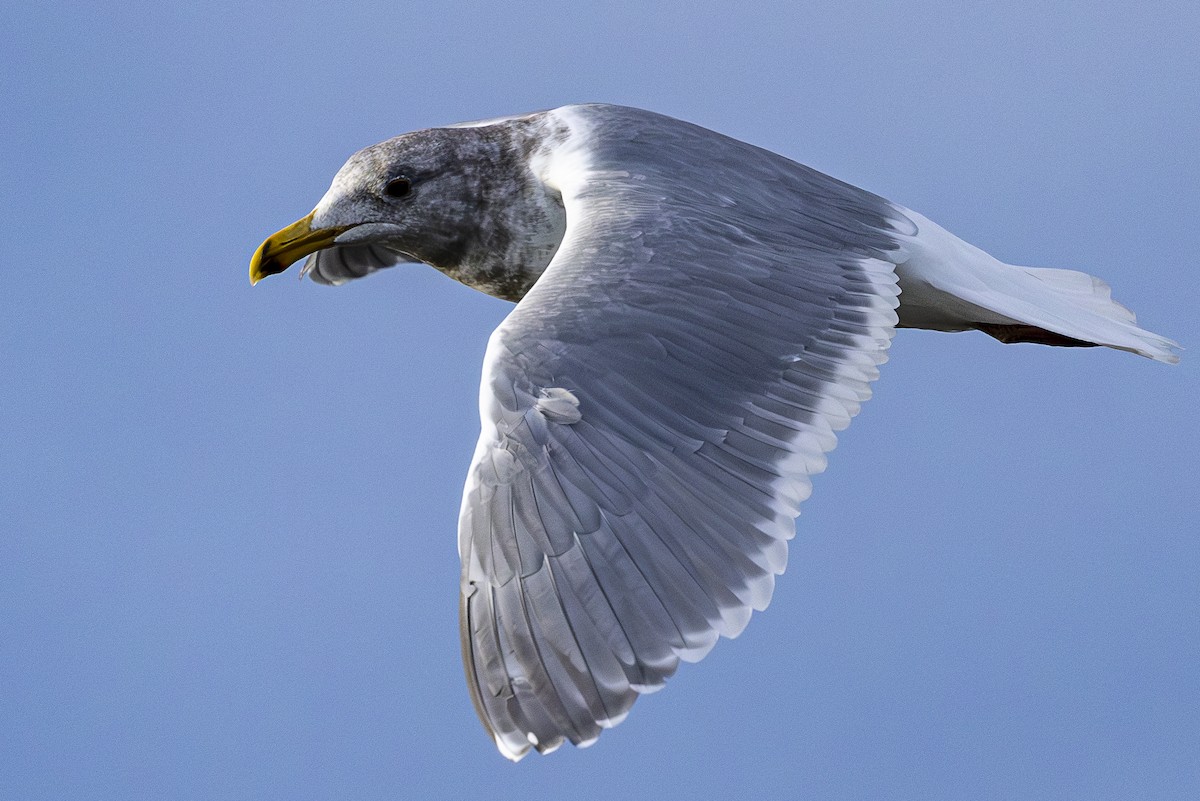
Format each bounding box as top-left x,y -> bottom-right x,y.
891,208 -> 1181,364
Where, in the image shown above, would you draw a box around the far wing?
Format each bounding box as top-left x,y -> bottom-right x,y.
301,244 -> 415,285
459,106 -> 908,759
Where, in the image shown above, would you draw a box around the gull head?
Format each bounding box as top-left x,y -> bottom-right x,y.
250,121 -> 567,301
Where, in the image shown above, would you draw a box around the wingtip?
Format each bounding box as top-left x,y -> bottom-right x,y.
495,735 -> 530,762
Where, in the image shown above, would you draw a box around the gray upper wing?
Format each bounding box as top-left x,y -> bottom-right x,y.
459,105 -> 909,759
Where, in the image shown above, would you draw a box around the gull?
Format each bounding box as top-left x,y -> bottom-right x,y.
250,104 -> 1178,760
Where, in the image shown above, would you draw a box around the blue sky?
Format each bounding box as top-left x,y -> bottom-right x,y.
3,2 -> 1197,799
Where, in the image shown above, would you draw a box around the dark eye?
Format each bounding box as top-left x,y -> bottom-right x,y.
383,176 -> 412,198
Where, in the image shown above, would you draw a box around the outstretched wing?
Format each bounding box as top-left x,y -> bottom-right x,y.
458,105 -> 909,759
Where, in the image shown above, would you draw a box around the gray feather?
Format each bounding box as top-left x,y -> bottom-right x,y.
302,244 -> 413,285
457,104 -> 903,759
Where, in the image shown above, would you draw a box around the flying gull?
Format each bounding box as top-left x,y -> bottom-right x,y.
250,104 -> 1178,760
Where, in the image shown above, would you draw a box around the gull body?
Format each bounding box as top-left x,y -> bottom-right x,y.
251,104 -> 1177,760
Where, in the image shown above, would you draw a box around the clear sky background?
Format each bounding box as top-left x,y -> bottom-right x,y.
3,2 -> 1197,799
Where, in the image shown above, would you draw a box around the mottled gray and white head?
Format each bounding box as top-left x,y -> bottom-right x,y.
250,115 -> 566,300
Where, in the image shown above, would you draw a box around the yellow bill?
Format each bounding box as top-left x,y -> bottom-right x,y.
249,212 -> 353,285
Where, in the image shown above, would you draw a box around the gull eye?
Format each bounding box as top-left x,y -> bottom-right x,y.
383,175 -> 412,198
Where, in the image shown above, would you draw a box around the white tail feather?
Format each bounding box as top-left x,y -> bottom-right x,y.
891,207 -> 1180,364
